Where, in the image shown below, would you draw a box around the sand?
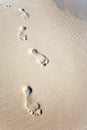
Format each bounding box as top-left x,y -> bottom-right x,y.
0,0 -> 87,130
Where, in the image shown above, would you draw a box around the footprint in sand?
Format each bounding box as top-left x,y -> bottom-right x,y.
23,86 -> 42,117
28,49 -> 49,67
6,4 -> 11,7
18,8 -> 30,19
17,26 -> 27,41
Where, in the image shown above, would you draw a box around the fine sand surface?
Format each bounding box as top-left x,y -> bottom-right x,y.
0,0 -> 87,130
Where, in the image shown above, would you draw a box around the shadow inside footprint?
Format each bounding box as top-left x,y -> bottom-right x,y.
26,86 -> 32,95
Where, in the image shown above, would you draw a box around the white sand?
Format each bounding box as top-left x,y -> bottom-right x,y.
0,0 -> 87,130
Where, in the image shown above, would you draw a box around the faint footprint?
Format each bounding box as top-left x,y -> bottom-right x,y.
17,26 -> 27,41
29,49 -> 49,67
6,4 -> 11,7
23,86 -> 42,117
18,8 -> 30,19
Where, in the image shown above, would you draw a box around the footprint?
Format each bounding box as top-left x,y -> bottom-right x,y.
29,49 -> 49,67
18,8 -> 30,19
17,26 -> 27,41
19,26 -> 27,32
23,86 -> 42,117
17,32 -> 27,41
6,4 -> 11,7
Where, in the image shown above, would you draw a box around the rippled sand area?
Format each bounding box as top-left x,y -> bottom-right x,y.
0,0 -> 87,130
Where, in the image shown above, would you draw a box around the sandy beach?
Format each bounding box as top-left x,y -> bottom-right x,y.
0,0 -> 87,129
